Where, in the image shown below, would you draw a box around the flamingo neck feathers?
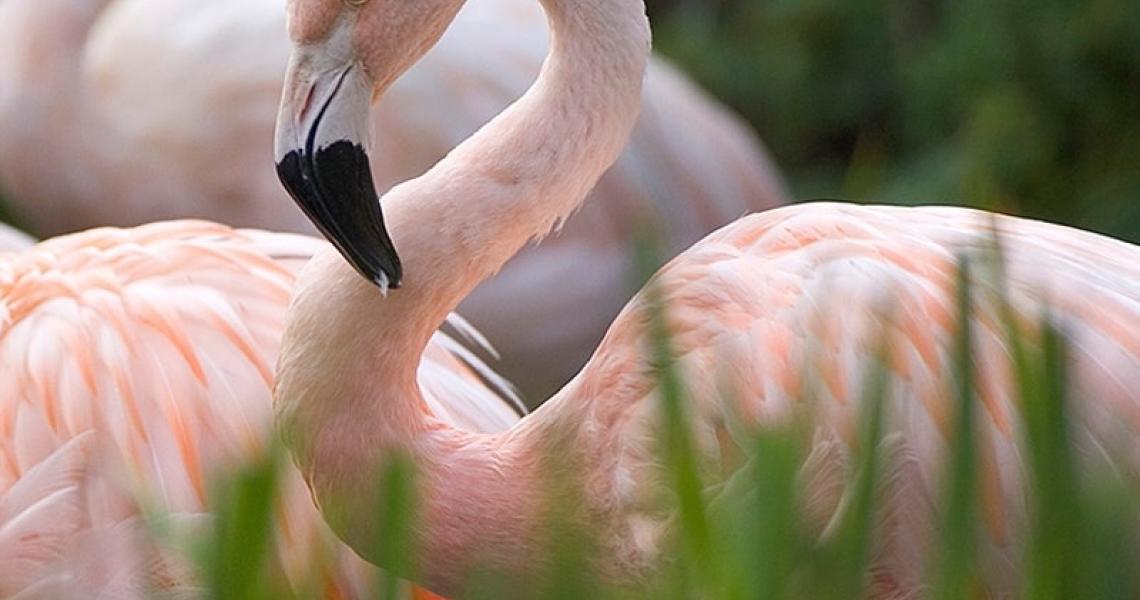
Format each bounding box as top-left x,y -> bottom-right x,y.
276,0 -> 650,593
384,0 -> 652,334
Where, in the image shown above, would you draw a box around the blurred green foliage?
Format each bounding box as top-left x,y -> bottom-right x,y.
648,0 -> 1140,242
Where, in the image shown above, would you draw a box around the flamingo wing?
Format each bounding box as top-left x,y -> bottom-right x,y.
576,202 -> 1140,595
0,220 -> 517,597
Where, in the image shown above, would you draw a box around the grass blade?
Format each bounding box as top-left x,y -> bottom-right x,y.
931,257 -> 981,599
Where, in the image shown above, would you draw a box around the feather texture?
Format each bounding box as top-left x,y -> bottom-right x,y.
0,221 -> 518,598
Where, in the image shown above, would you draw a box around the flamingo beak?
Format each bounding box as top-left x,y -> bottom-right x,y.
275,49 -> 402,290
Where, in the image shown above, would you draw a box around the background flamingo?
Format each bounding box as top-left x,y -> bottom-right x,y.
271,0 -> 1140,596
0,221 -> 520,597
0,0 -> 787,400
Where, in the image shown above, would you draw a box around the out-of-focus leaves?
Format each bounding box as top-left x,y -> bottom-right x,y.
651,0 -> 1140,243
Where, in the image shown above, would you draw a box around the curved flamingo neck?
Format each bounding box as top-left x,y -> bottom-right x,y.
382,0 -> 651,343
276,0 -> 650,593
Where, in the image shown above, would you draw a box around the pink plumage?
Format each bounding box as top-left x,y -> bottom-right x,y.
0,221 -> 519,598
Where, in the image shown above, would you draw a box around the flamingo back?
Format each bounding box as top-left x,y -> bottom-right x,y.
572,203 -> 1140,595
0,221 -> 518,598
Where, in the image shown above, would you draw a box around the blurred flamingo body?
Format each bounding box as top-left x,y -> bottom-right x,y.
0,221 -> 519,598
0,0 -> 786,399
272,0 -> 1140,596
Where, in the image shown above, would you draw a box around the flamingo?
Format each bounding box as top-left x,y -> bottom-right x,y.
0,221 -> 521,597
0,222 -> 33,252
0,0 -> 786,400
271,0 -> 1140,596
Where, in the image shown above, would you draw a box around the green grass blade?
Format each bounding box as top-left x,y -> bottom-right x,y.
932,258 -> 981,599
748,429 -> 802,600
204,451 -> 285,600
1021,319 -> 1082,600
1082,474 -> 1140,600
373,455 -> 420,600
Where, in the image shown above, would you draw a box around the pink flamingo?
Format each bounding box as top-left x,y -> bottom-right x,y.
0,221 -> 520,597
0,0 -> 786,400
272,0 -> 1140,596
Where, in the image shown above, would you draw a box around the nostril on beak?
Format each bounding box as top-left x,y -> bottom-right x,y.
276,57 -> 401,290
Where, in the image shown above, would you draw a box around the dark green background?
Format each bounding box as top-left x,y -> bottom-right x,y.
649,0 -> 1140,243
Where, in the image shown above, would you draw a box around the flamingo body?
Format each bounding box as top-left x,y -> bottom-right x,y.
286,202 -> 1140,596
268,0 -> 1140,595
0,221 -> 519,598
581,203 -> 1140,588
0,0 -> 787,398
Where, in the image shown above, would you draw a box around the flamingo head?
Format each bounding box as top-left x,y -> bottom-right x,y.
274,0 -> 464,290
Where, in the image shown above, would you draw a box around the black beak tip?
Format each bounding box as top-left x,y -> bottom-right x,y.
276,142 -> 403,290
